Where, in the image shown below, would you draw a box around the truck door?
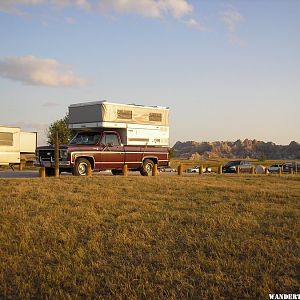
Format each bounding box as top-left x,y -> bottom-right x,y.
99,132 -> 124,170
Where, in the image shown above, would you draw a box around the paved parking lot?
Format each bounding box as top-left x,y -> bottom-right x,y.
0,171 -> 39,178
0,170 -> 179,178
0,169 -> 222,178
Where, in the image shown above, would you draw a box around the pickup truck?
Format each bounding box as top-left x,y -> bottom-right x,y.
35,131 -> 169,176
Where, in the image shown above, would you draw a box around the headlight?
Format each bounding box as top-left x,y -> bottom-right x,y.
60,149 -> 68,159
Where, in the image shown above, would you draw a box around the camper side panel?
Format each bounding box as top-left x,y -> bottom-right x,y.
68,102 -> 169,127
126,125 -> 169,146
69,104 -> 102,125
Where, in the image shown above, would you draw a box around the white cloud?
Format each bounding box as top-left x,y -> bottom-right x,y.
0,56 -> 87,87
0,0 -> 205,32
222,7 -> 243,33
98,0 -> 194,19
184,18 -> 207,32
0,0 -> 91,14
0,0 -> 193,19
98,0 -> 161,18
160,0 -> 193,19
222,6 -> 245,46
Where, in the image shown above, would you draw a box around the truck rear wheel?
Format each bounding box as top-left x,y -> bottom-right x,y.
73,158 -> 91,176
140,159 -> 155,176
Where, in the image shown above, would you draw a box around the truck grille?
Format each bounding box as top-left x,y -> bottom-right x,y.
38,149 -> 65,161
38,150 -> 55,161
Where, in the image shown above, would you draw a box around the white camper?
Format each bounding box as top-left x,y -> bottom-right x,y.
0,126 -> 37,166
69,101 -> 169,146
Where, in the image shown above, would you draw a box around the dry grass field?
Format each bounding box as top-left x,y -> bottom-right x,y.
0,175 -> 299,299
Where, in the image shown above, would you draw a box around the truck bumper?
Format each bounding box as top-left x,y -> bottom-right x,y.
34,160 -> 71,168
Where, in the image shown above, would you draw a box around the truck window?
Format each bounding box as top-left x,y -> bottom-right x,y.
69,132 -> 100,145
101,133 -> 120,146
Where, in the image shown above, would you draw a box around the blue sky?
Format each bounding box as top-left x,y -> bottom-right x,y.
0,0 -> 299,146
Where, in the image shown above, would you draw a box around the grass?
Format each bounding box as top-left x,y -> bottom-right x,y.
0,175 -> 299,299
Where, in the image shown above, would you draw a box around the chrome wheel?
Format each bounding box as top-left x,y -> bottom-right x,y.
140,159 -> 155,176
145,163 -> 153,174
78,162 -> 88,175
74,158 -> 91,176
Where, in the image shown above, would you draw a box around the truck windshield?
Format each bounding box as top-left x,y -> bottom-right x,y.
69,132 -> 100,145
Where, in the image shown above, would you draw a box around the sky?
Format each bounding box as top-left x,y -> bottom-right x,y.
0,0 -> 299,146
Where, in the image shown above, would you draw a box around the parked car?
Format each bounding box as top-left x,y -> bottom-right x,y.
185,166 -> 212,173
222,160 -> 254,173
283,162 -> 300,173
268,164 -> 283,173
160,166 -> 176,172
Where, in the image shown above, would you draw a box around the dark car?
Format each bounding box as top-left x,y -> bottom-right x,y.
282,162 -> 300,173
222,160 -> 254,173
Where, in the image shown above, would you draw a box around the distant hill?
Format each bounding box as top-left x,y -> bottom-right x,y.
172,139 -> 300,160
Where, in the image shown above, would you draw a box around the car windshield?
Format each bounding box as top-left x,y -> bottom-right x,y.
224,161 -> 241,167
69,132 -> 101,145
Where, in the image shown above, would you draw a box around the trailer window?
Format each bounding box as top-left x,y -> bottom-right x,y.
117,110 -> 132,120
149,113 -> 162,122
0,132 -> 13,146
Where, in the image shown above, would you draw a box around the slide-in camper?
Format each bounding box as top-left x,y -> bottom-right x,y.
68,101 -> 169,146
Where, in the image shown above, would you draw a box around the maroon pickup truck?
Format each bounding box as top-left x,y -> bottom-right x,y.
35,131 -> 169,176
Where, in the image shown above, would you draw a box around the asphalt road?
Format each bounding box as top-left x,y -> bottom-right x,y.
0,171 -> 39,178
0,170 -> 180,178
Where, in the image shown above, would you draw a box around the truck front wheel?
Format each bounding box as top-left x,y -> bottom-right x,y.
73,158 -> 91,176
140,159 -> 155,176
45,167 -> 55,177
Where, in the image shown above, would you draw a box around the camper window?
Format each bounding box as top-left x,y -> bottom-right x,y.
117,110 -> 132,120
0,132 -> 13,146
149,113 -> 162,122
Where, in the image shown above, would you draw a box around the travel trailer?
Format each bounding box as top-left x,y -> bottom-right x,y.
0,126 -> 37,167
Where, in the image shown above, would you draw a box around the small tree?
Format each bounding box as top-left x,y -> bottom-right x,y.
168,148 -> 176,158
47,114 -> 75,145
